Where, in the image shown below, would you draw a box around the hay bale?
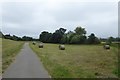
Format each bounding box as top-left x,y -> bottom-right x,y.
39,43 -> 43,48
32,42 -> 36,45
59,45 -> 65,50
103,44 -> 110,49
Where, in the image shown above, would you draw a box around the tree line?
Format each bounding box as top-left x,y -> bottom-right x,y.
0,32 -> 38,41
0,26 -> 120,44
39,27 -> 101,44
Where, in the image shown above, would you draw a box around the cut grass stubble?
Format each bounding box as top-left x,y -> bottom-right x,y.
29,43 -> 118,78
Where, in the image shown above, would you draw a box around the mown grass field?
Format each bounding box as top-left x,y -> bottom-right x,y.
30,42 -> 118,78
2,39 -> 24,73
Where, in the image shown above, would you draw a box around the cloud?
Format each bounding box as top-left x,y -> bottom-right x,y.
2,1 -> 118,38
2,2 -> 35,24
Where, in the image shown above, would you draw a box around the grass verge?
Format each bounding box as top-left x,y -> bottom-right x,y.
2,39 -> 24,73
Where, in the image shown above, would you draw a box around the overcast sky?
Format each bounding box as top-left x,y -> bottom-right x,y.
0,0 -> 119,38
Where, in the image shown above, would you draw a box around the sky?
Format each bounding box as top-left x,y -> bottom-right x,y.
0,0 -> 119,38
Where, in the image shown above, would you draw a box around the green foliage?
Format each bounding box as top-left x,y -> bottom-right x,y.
51,28 -> 66,43
79,36 -> 87,44
74,26 -> 86,35
70,35 -> 80,44
60,27 -> 87,44
68,33 -> 76,44
100,37 -> 120,43
39,27 -> 101,44
22,36 -> 33,41
106,36 -> 115,45
3,32 -> 39,41
66,27 -> 87,44
69,35 -> 87,44
39,28 -> 66,43
87,33 -> 100,44
39,31 -> 52,43
60,34 -> 68,44
4,34 -> 13,40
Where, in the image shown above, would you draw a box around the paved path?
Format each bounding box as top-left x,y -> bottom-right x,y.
3,43 -> 50,78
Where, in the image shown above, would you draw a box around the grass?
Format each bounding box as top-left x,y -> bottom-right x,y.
29,42 -> 118,78
2,39 -> 24,73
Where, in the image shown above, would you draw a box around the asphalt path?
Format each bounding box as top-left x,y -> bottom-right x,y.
3,43 -> 50,78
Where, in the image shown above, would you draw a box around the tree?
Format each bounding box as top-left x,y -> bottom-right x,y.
39,28 -> 66,43
12,35 -> 22,41
51,28 -> 66,43
116,37 -> 120,42
22,36 -> 33,41
12,35 -> 19,41
60,34 -> 68,44
39,31 -> 52,43
4,34 -> 13,40
70,35 -> 80,44
108,37 -> 114,42
69,27 -> 87,44
79,35 -> 87,44
106,36 -> 114,45
69,35 -> 87,44
61,31 -> 74,44
66,31 -> 75,44
61,27 -> 87,44
87,33 -> 100,44
74,26 -> 86,35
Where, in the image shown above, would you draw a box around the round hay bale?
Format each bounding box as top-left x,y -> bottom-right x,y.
59,45 -> 65,50
103,44 -> 110,49
39,43 -> 43,48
